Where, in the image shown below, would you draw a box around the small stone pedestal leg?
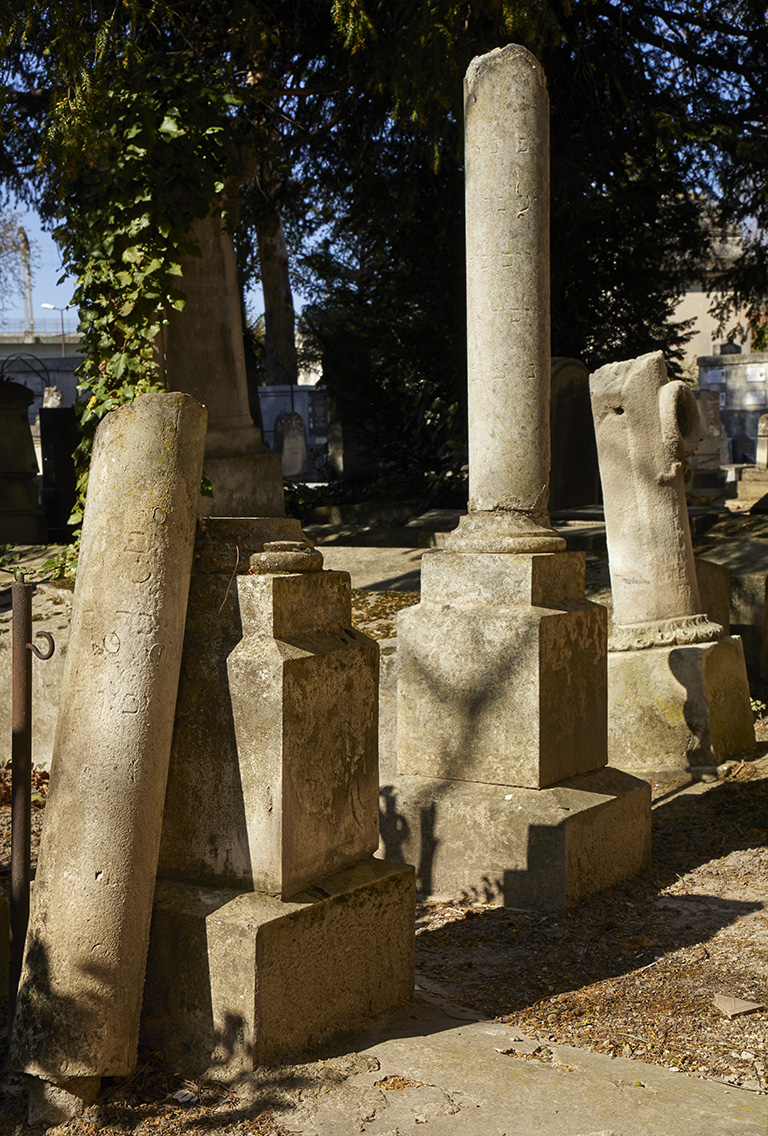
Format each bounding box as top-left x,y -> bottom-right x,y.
142,519 -> 414,1073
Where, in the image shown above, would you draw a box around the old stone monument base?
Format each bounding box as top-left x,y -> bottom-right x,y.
397,551 -> 607,790
141,859 -> 415,1076
379,767 -> 650,910
199,431 -> 284,519
608,635 -> 755,779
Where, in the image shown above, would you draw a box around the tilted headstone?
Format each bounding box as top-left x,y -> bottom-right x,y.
386,45 -> 651,909
10,393 -> 206,1121
591,351 -> 754,775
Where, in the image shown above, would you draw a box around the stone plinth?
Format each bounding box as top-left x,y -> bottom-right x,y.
397,552 -> 606,790
379,769 -> 650,909
608,636 -> 755,778
158,520 -> 380,898
142,861 -> 415,1074
147,517 -> 414,1074
10,393 -> 206,1084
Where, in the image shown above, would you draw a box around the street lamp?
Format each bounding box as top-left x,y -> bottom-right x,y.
41,303 -> 68,357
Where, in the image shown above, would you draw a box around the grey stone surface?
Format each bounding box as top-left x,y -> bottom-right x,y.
378,768 -> 650,908
10,392 -> 206,1081
590,352 -> 713,640
607,636 -> 755,777
397,552 -> 607,790
158,214 -> 284,517
142,859 -> 416,1073
276,998 -> 768,1136
158,520 -> 380,898
446,44 -> 563,553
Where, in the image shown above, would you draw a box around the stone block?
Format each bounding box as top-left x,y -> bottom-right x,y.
607,636 -> 755,778
158,570 -> 380,899
378,768 -> 650,909
141,858 -> 415,1075
695,558 -> 731,634
730,571 -> 768,674
397,553 -> 607,789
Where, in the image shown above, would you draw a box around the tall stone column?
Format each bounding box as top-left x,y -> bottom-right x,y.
591,351 -> 754,776
387,46 -> 651,910
158,214 -> 284,517
447,45 -> 563,553
10,393 -> 206,1121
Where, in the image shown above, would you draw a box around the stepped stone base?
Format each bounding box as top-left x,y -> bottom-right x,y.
141,858 -> 415,1076
607,635 -> 755,779
378,767 -> 650,909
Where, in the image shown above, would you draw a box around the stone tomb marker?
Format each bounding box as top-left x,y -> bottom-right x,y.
387,45 -> 651,908
142,518 -> 415,1074
10,393 -> 207,1122
591,351 -> 754,777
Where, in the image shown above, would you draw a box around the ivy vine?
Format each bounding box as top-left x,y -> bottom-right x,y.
41,47 -> 245,561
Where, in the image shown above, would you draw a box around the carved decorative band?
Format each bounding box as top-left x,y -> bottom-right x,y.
609,613 -> 724,653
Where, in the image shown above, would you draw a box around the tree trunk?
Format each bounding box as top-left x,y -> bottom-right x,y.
256,198 -> 298,386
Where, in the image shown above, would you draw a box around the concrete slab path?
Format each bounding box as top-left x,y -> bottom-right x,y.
275,990 -> 767,1135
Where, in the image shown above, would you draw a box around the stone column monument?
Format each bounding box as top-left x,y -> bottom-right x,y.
141,519 -> 414,1074
384,45 -> 650,909
157,214 -> 284,517
591,351 -> 755,777
10,393 -> 206,1123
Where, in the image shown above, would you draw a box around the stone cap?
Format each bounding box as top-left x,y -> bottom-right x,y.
193,517 -> 323,574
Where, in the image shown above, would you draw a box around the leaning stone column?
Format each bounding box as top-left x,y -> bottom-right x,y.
591,351 -> 754,776
10,393 -> 206,1121
446,44 -> 563,553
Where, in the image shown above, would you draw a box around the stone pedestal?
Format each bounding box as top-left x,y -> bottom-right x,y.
142,861 -> 414,1074
608,636 -> 755,778
398,553 -> 607,789
146,518 -> 414,1072
388,550 -> 650,906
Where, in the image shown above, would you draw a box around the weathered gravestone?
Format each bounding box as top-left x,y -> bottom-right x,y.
9,393 -> 207,1124
157,214 -> 283,517
382,45 -> 650,909
590,351 -> 755,778
141,518 -> 414,1074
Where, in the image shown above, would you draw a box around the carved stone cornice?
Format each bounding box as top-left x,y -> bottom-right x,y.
609,613 -> 723,653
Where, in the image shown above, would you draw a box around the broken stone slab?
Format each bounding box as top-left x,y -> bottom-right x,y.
10,392 -> 206,1088
157,518 -> 380,898
397,551 -> 607,790
141,859 -> 415,1075
713,993 -> 764,1019
378,767 -> 650,909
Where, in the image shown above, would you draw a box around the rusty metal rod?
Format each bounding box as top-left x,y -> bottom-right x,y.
10,574 -> 32,1032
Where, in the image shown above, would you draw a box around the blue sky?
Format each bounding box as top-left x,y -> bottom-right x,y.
3,203 -> 271,334
2,206 -> 78,332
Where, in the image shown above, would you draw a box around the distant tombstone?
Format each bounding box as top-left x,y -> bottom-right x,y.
756,414 -> 768,468
0,380 -> 45,543
274,410 -> 308,478
549,357 -> 600,511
